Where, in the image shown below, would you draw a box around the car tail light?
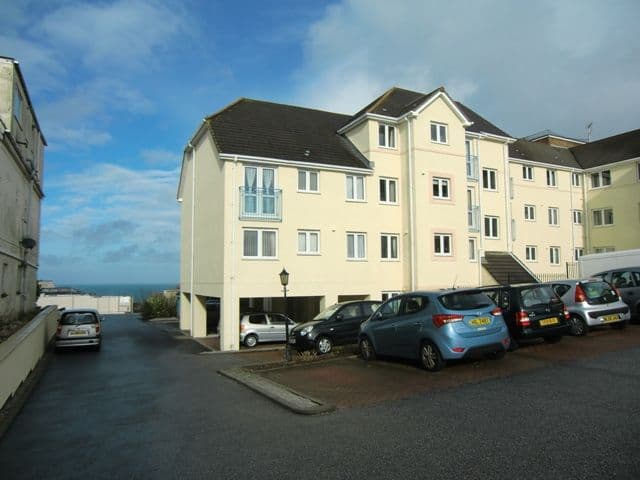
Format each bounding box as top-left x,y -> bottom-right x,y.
56,324 -> 62,335
240,323 -> 245,332
575,284 -> 587,303
614,287 -> 622,298
95,323 -> 101,334
490,307 -> 502,316
432,313 -> 463,328
451,347 -> 466,353
562,305 -> 570,320
516,310 -> 530,327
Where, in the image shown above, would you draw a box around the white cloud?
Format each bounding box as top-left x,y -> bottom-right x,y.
141,148 -> 180,166
295,0 -> 640,139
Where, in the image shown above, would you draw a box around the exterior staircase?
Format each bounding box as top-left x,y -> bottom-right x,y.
482,251 -> 538,285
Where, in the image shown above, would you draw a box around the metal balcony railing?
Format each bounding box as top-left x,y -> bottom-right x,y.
466,154 -> 479,181
239,187 -> 282,221
468,206 -> 480,232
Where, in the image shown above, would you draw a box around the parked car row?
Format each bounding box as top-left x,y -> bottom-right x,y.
240,267 -> 638,373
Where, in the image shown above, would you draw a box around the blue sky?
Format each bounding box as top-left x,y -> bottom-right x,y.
2,0 -> 638,284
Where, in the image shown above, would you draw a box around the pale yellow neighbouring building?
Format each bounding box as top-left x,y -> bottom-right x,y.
178,87 -> 640,350
0,56 -> 46,324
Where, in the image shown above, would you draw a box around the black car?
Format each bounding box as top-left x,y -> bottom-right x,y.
289,300 -> 381,354
477,284 -> 570,349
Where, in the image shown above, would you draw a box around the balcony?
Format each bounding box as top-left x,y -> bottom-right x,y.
466,154 -> 479,181
239,187 -> 282,221
468,206 -> 480,232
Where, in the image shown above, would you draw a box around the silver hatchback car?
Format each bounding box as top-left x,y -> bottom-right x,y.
239,312 -> 296,347
55,308 -> 103,351
545,279 -> 630,336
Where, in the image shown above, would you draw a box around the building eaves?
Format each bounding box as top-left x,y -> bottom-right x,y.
569,128 -> 640,169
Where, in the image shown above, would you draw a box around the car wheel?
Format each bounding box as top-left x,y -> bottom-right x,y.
244,334 -> 258,348
543,335 -> 562,344
420,341 -> 445,372
487,348 -> 506,360
569,315 -> 588,336
359,337 -> 376,361
315,336 -> 333,355
612,320 -> 628,330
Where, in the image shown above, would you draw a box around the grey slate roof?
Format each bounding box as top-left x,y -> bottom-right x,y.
206,98 -> 371,170
454,101 -> 511,138
570,128 -> 640,169
509,139 -> 581,169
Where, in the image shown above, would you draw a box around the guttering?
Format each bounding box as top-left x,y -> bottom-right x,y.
467,131 -> 516,144
218,153 -> 374,175
406,114 -> 417,290
508,156 -> 581,173
337,112 -> 400,134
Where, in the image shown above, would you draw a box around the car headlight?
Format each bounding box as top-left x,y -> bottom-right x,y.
300,326 -> 314,336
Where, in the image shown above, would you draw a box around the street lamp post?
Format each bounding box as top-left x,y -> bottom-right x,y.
279,268 -> 291,363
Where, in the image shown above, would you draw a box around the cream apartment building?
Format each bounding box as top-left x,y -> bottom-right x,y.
178,87 -> 639,350
0,56 -> 46,322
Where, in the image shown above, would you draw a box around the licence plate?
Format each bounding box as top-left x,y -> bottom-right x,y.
539,318 -> 558,327
288,337 -> 296,344
601,314 -> 619,323
469,317 -> 491,326
69,330 -> 89,337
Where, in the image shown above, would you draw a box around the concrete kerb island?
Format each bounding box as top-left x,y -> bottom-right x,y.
219,363 -> 336,415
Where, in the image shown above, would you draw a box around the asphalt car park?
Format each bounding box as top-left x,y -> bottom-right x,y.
255,324 -> 640,409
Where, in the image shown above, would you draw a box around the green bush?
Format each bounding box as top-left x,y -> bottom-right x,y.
140,293 -> 177,320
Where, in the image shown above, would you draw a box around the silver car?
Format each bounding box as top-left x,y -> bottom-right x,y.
55,308 -> 103,351
545,279 -> 630,336
239,312 -> 296,347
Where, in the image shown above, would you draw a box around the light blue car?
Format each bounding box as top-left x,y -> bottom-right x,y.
359,289 -> 510,371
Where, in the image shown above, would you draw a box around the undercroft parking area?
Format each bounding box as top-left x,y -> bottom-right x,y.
246,325 -> 640,409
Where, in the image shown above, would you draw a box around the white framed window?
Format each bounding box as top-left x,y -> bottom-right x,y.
243,229 -> 277,258
0,262 -> 8,294
482,168 -> 497,191
379,178 -> 397,204
430,122 -> 448,144
524,204 -> 536,221
525,245 -> 537,262
592,208 -> 614,226
468,238 -> 477,261
347,232 -> 366,260
549,246 -> 560,265
572,210 -> 583,224
380,234 -> 399,260
346,175 -> 365,201
434,233 -> 452,256
432,177 -> 450,199
381,291 -> 402,302
546,169 -> 557,187
637,162 -> 640,181
484,216 -> 499,239
298,170 -> 319,193
548,207 -> 559,226
378,124 -> 396,148
571,172 -> 581,187
591,170 -> 611,188
574,248 -> 585,261
522,165 -> 533,181
297,230 -> 319,255
594,246 -> 615,253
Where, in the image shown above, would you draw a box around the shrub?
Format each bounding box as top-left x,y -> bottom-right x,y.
140,293 -> 177,320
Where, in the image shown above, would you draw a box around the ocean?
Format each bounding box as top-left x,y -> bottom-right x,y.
62,283 -> 179,303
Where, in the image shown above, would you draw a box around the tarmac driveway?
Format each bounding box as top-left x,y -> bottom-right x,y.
257,325 -> 640,408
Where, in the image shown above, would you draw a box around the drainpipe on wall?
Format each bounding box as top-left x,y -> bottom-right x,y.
477,139 -> 485,285
230,156 -> 239,351
189,143 -> 196,336
20,165 -> 37,314
503,144 -> 512,253
406,115 -> 417,291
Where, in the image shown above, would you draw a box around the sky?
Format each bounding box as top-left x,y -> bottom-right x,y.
1,0 -> 639,285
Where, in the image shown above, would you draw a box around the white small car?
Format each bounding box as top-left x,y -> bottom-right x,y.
55,308 -> 103,351
239,312 -> 296,347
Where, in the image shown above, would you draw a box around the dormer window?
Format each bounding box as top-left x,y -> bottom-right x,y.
430,122 -> 447,144
378,124 -> 396,148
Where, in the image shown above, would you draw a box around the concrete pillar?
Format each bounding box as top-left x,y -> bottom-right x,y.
179,292 -> 191,331
219,290 -> 240,351
192,295 -> 207,338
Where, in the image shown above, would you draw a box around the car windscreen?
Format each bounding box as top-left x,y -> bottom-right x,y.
520,286 -> 560,309
60,313 -> 98,325
581,281 -> 619,304
439,291 -> 493,311
313,304 -> 342,321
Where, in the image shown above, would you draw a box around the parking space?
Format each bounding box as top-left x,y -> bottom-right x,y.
257,325 -> 640,408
